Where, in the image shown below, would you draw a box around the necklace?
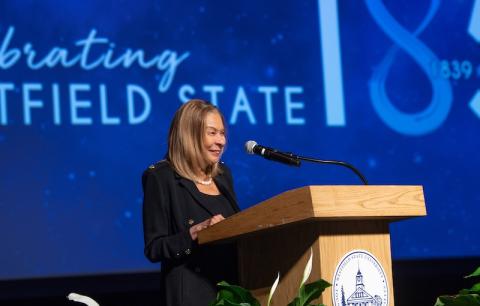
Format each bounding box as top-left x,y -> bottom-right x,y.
195,177 -> 213,185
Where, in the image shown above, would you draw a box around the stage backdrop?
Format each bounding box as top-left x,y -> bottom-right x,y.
0,0 -> 479,280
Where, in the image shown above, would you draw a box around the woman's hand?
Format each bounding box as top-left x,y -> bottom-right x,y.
189,214 -> 225,240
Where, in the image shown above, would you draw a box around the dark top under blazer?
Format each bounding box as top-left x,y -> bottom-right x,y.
142,160 -> 241,306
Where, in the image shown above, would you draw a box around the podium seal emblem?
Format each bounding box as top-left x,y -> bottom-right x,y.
332,249 -> 389,306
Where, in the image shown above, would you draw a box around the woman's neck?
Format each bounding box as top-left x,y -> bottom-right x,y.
196,164 -> 214,180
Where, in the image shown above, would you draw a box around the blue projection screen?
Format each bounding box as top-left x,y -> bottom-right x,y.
0,0 -> 479,280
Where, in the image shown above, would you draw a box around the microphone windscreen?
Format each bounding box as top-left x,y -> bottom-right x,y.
245,140 -> 257,154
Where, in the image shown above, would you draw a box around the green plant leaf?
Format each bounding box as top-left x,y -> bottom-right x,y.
435,266 -> 480,306
435,294 -> 480,306
302,280 -> 332,305
214,300 -> 252,306
287,296 -> 301,306
216,286 -> 234,301
471,283 -> 480,293
457,283 -> 480,295
466,267 -> 480,279
435,296 -> 451,306
286,280 -> 331,306
217,281 -> 253,301
210,281 -> 260,306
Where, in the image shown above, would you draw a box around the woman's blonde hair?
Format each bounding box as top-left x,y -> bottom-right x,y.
167,99 -> 226,181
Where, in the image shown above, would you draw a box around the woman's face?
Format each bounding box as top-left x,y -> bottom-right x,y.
203,111 -> 226,166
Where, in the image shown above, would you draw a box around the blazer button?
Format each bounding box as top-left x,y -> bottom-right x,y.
188,219 -> 194,225
185,248 -> 191,255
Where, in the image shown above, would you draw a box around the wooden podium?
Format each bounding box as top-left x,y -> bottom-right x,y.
198,186 -> 426,306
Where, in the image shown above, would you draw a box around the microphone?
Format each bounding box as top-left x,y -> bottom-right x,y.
244,140 -> 301,167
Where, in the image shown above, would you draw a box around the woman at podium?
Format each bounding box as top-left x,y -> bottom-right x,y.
142,99 -> 240,306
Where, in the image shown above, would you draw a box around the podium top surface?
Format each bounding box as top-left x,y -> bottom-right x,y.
198,185 -> 426,244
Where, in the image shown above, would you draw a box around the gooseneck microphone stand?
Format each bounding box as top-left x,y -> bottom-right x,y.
285,153 -> 369,185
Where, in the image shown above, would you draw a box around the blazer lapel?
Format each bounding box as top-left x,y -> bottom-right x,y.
177,176 -> 216,216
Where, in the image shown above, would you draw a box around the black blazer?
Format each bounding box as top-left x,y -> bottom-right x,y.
142,160 -> 240,306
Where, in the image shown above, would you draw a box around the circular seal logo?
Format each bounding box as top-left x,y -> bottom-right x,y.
332,250 -> 389,306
